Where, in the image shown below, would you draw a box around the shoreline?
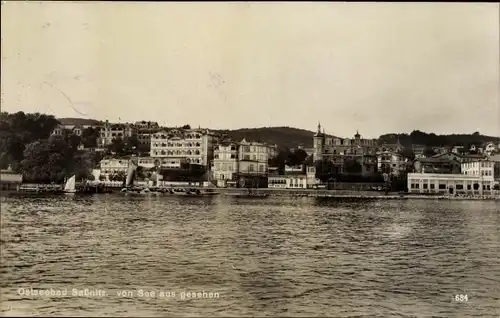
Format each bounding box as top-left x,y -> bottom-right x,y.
5,186 -> 500,201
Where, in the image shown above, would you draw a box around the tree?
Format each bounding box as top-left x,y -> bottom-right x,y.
400,148 -> 415,161
343,158 -> 362,174
182,124 -> 191,129
107,136 -> 126,155
315,159 -> 336,182
268,148 -> 291,174
82,127 -> 99,148
20,137 -> 70,183
286,149 -> 308,166
423,147 -> 436,158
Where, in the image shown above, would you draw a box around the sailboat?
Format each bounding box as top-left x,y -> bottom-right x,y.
64,175 -> 77,193
121,160 -> 141,193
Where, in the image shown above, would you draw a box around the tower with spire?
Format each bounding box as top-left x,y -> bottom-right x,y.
313,122 -> 325,162
354,129 -> 361,145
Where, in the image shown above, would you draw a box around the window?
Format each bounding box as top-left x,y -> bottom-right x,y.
430,184 -> 435,189
231,154 -> 236,159
249,164 -> 254,172
456,184 -> 464,190
439,184 -> 446,189
467,184 -> 471,190
423,184 -> 428,189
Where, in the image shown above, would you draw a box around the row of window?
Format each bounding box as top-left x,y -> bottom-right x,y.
152,134 -> 202,139
214,164 -> 235,172
410,183 -> 491,191
323,139 -> 375,146
152,142 -> 202,147
214,146 -> 237,151
463,170 -> 493,176
151,150 -> 201,156
214,154 -> 237,159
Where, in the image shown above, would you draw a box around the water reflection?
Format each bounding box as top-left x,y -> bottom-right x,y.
1,194 -> 499,317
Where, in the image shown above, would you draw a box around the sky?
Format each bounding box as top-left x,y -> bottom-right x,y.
1,2 -> 499,138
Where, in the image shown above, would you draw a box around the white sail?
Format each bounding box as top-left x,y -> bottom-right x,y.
64,175 -> 76,192
125,160 -> 137,187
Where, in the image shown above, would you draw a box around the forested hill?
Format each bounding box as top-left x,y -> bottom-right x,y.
213,127 -> 315,149
378,130 -> 500,147
58,118 -> 102,126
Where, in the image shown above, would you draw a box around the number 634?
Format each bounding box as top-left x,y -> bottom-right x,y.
454,294 -> 468,302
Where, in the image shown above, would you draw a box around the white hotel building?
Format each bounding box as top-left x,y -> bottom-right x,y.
150,128 -> 216,167
211,138 -> 274,187
408,160 -> 497,195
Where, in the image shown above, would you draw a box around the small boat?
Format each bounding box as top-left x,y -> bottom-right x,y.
64,175 -> 77,194
172,188 -> 219,197
19,185 -> 40,193
234,193 -> 269,198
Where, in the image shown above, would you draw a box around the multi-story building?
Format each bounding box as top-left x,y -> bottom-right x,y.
484,142 -> 498,156
50,124 -> 84,137
267,165 -> 319,189
98,121 -> 135,147
99,158 -> 130,175
489,154 -> 500,181
461,160 -> 495,178
150,128 -> 216,167
412,157 -> 461,174
407,173 -> 496,195
237,138 -> 270,175
212,141 -> 239,187
134,121 -> 161,148
412,144 -> 426,159
313,123 -> 377,160
268,175 -> 307,189
211,138 -> 273,187
313,123 -> 378,175
377,150 -> 407,176
431,151 -> 487,164
408,159 -> 498,195
137,157 -> 188,170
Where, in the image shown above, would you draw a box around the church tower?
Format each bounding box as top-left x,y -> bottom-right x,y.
354,129 -> 361,145
313,122 -> 325,162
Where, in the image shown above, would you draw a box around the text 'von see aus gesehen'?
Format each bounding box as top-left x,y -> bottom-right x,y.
17,287 -> 220,300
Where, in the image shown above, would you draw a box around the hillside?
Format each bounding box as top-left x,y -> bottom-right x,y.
213,126 -> 315,149
54,117 -> 499,150
58,117 -> 102,126
379,130 -> 500,148
55,117 -> 316,149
